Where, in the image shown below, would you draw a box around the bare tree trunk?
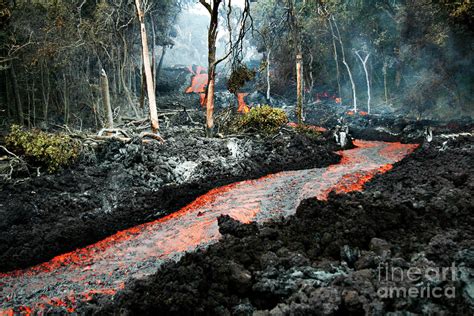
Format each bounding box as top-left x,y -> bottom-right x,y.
135,0 -> 159,133
151,18 -> 157,89
206,75 -> 215,136
5,71 -> 11,118
41,61 -> 50,122
383,60 -> 389,104
333,17 -> 357,112
266,49 -> 271,101
156,45 -> 166,82
289,0 -> 303,124
32,79 -> 36,126
100,69 -> 114,128
10,63 -> 23,124
200,0 -> 222,137
355,51 -> 371,114
308,52 -> 314,96
26,78 -> 31,128
139,63 -> 145,109
63,72 -> 69,126
120,36 -> 139,117
296,53 -> 303,124
328,19 -> 342,101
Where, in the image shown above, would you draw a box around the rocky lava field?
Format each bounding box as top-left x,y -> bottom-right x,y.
90,134 -> 473,316
0,118 -> 472,315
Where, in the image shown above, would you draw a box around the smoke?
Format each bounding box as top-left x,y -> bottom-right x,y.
163,3 -> 260,70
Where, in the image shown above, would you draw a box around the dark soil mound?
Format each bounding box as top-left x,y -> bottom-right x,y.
0,130 -> 339,272
88,135 -> 473,315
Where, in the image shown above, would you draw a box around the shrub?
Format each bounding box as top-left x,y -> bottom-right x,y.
5,125 -> 80,173
233,105 -> 288,135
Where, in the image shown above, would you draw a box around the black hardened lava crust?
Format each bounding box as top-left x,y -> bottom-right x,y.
87,136 -> 473,315
0,131 -> 339,272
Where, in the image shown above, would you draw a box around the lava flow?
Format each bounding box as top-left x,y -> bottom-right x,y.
185,65 -> 208,105
0,141 -> 417,314
185,65 -> 250,112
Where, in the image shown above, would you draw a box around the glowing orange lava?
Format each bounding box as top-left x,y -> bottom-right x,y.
0,141 -> 418,314
316,92 -> 340,104
237,93 -> 250,113
185,65 -> 208,94
346,110 -> 369,116
185,65 -> 250,111
185,65 -> 208,106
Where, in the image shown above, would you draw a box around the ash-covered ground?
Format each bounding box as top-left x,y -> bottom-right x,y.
82,134 -> 473,315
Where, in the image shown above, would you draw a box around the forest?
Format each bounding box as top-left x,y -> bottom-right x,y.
0,0 -> 473,315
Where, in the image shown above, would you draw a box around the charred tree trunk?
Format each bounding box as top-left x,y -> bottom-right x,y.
100,69 -> 114,128
63,72 -> 69,126
156,46 -> 166,84
41,61 -> 50,123
10,63 -> 23,124
31,79 -> 36,127
4,70 -> 11,118
135,0 -> 159,133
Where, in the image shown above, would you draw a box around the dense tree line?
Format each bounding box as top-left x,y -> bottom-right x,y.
251,0 -> 473,119
0,0 -> 182,129
0,0 -> 472,129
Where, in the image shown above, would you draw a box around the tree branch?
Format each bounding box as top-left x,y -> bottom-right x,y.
199,0 -> 212,14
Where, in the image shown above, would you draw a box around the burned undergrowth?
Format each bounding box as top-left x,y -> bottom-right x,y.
88,135 -> 473,315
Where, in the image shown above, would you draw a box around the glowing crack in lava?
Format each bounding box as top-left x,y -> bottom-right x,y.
0,141 -> 418,314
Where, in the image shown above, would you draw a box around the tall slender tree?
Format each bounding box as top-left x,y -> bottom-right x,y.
287,0 -> 304,125
199,0 -> 221,137
135,0 -> 159,133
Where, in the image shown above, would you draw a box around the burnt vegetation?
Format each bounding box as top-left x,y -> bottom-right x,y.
0,0 -> 473,315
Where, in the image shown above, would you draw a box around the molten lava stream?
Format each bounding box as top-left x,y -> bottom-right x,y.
0,140 -> 418,314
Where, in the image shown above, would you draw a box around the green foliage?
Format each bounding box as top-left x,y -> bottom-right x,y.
5,125 -> 79,173
227,65 -> 256,94
233,105 -> 288,135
